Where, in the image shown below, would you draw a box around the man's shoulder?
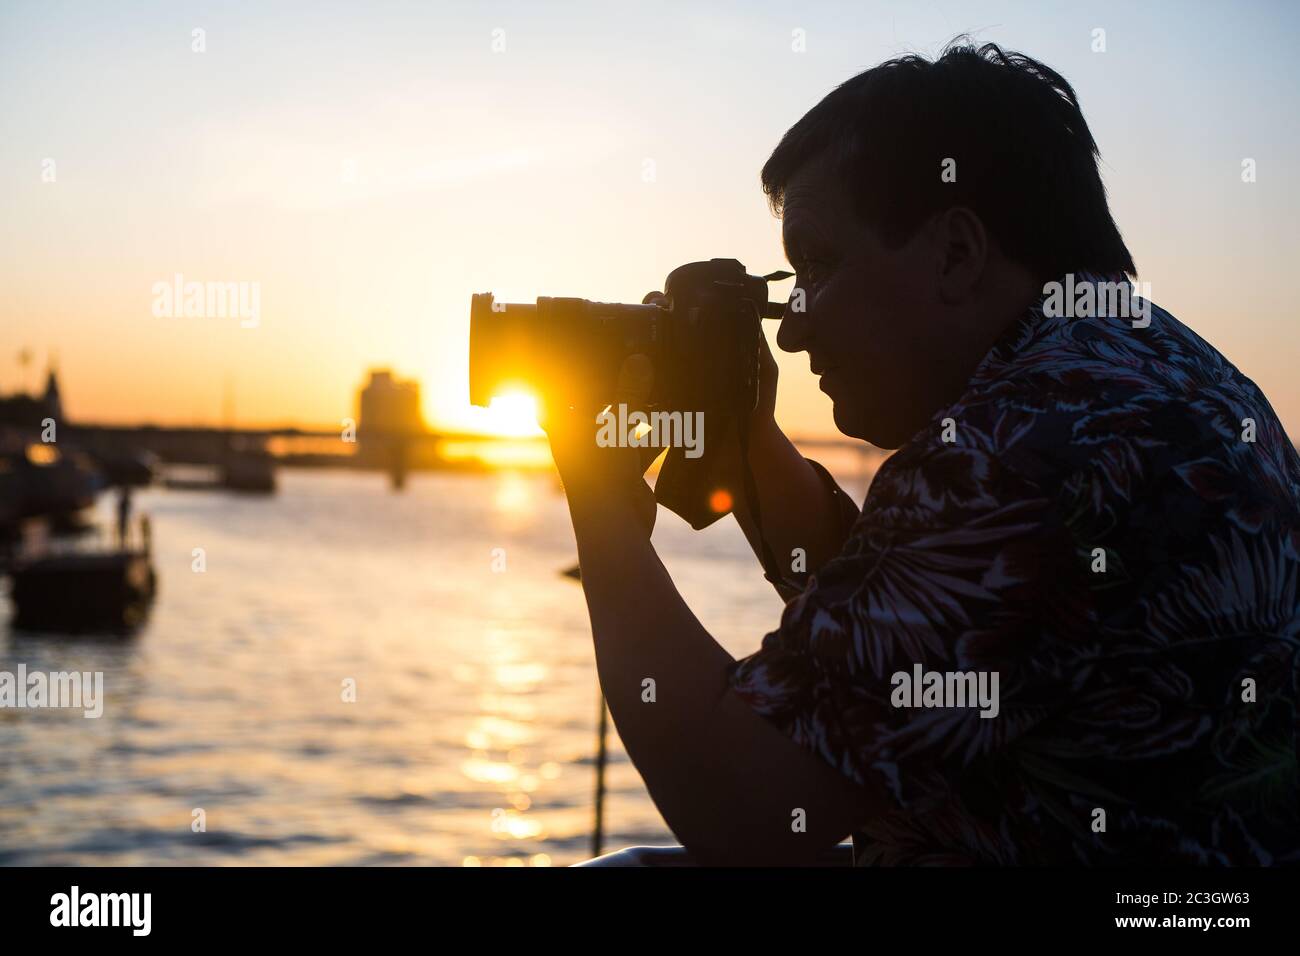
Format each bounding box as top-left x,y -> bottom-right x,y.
869,298 -> 1300,527
954,297 -> 1242,431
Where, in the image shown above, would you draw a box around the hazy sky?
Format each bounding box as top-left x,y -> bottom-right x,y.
2,0 -> 1298,439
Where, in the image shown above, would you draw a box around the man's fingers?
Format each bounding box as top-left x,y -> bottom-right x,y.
612,353 -> 663,474
758,330 -> 778,374
613,352 -> 654,409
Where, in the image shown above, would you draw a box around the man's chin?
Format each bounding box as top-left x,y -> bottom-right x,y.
831,402 -> 871,443
832,402 -> 908,450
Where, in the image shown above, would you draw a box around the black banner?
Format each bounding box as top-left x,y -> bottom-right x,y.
0,866 -> 1290,942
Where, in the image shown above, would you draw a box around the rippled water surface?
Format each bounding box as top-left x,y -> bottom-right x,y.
0,468 -> 868,866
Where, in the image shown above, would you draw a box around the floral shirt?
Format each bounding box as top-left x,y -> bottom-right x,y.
729,281 -> 1300,865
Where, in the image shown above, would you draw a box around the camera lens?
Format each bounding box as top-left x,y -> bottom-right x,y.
469,294 -> 664,410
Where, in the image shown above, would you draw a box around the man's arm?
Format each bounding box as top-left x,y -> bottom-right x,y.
566,483 -> 878,864
727,416 -> 859,598
543,353 -> 878,863
718,332 -> 858,595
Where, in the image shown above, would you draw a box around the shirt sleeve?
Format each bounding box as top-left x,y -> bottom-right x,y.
727,440 -> 1079,810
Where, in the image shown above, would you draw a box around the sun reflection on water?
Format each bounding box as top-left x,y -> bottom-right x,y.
458,617 -> 567,863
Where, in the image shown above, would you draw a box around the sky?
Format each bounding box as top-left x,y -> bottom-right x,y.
2,0 -> 1298,440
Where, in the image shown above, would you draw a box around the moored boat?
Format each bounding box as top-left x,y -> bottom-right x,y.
9,550 -> 156,633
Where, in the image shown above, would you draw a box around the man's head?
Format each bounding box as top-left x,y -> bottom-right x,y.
763,40 -> 1136,447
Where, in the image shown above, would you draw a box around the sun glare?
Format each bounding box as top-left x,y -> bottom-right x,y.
482,391 -> 543,438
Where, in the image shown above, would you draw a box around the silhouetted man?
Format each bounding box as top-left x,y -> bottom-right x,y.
546,40 -> 1300,866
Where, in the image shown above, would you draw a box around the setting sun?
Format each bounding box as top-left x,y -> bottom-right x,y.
480,391 -> 543,438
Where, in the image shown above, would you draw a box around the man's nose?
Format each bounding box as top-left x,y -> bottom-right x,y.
775,290 -> 812,354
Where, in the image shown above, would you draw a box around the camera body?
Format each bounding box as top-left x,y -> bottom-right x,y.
469,258 -> 774,417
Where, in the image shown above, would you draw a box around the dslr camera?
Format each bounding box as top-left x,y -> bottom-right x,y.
468,258 -> 788,527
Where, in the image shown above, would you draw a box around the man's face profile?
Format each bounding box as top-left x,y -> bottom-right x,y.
776,154 -> 955,449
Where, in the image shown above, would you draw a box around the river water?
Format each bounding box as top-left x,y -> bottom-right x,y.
0,466 -> 870,866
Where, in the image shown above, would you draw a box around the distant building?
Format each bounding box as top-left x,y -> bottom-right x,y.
357,369 -> 424,439
356,369 -> 426,480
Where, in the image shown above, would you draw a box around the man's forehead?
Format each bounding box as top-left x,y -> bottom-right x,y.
780,154 -> 850,241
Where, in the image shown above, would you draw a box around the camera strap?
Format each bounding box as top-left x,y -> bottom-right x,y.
736,415 -> 801,595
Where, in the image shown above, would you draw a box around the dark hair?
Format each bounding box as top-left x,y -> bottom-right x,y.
761,38 -> 1136,280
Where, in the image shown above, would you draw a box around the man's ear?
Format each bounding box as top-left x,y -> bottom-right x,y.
934,206 -> 988,305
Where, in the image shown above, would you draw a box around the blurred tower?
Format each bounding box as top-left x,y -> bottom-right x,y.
358,370 -> 423,438
357,370 -> 425,481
